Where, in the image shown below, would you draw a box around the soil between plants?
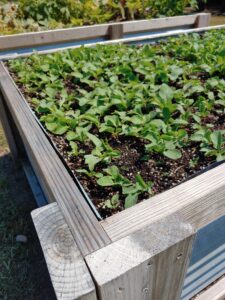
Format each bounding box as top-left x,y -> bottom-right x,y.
49,131 -> 217,219
8,71 -> 225,219
7,32 -> 225,219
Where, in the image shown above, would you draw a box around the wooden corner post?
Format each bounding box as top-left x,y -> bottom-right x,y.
32,203 -> 97,300
195,13 -> 211,28
86,214 -> 196,300
109,24 -> 123,40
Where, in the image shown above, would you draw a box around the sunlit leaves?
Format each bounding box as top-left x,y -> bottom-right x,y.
8,29 -> 225,211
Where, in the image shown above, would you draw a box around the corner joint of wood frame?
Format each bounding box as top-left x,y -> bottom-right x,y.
86,213 -> 196,300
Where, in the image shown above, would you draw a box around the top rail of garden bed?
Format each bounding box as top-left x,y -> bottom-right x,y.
0,13 -> 210,55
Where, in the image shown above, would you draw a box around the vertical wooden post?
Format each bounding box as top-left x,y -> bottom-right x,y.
32,203 -> 98,300
195,13 -> 211,28
86,214 -> 196,300
109,24 -> 123,40
0,93 -> 18,161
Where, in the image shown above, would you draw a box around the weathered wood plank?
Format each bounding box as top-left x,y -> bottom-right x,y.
101,161 -> 225,242
122,13 -> 209,33
195,13 -> 211,28
0,63 -> 111,256
109,24 -> 123,40
86,214 -> 195,300
196,276 -> 225,300
4,23 -> 223,61
0,14 -> 209,51
32,203 -> 97,300
0,93 -> 18,160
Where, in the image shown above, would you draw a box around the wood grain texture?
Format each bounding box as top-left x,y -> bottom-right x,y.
3,22 -> 223,62
0,93 -> 18,160
0,63 -> 110,256
196,276 -> 225,300
109,24 -> 123,40
195,13 -> 211,28
0,14 -> 209,51
102,161 -> 225,242
32,203 -> 97,300
86,214 -> 195,300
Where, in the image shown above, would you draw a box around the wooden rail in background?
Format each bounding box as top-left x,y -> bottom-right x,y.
2,19 -> 225,300
0,13 -> 210,51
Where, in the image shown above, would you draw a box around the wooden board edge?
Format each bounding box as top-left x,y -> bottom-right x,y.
2,23 -> 223,61
86,213 -> 196,300
31,203 -> 98,300
0,62 -> 111,256
101,160 -> 225,242
0,13 -> 210,51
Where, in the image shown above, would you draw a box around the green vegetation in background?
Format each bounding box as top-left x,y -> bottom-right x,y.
9,29 -> 225,209
0,0 -> 200,35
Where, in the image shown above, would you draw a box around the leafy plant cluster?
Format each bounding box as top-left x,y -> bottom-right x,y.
8,29 -> 225,213
0,0 -> 200,35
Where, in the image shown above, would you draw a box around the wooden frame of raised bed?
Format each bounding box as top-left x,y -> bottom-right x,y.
2,23 -> 225,300
0,13 -> 210,60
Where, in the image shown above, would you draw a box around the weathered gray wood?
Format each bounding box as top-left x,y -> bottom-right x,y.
109,24 -> 123,40
32,203 -> 97,300
0,14 -> 210,51
86,214 -> 195,300
195,13 -> 211,28
0,63 -> 111,256
101,161 -> 225,242
4,23 -> 224,61
196,276 -> 225,300
0,93 -> 18,160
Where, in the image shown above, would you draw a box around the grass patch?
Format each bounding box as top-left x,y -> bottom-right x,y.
0,129 -> 55,298
0,123 -> 9,155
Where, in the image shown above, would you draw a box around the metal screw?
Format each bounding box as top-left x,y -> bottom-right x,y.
143,288 -> 149,294
176,253 -> 183,260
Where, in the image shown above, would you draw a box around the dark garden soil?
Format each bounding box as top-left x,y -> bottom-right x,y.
50,123 -> 219,219
9,70 -> 225,219
7,29 -> 225,219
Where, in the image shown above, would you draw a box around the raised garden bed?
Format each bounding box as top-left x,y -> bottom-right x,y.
1,25 -> 225,300
7,27 -> 225,219
0,13 -> 210,60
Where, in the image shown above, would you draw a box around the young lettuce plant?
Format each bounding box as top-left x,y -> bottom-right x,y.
84,133 -> 121,171
191,128 -> 225,161
103,194 -> 120,209
145,128 -> 187,160
97,166 -> 152,209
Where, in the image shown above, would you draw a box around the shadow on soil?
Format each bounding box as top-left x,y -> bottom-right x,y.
0,153 -> 56,300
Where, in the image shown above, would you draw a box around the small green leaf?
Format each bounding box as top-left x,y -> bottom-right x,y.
66,131 -> 77,141
54,125 -> 69,135
211,131 -> 222,150
135,174 -> 148,189
125,193 -> 138,209
159,84 -> 174,102
163,149 -> 182,160
45,122 -> 58,132
87,133 -> 102,147
97,176 -> 114,186
85,155 -> 101,171
162,107 -> 171,123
